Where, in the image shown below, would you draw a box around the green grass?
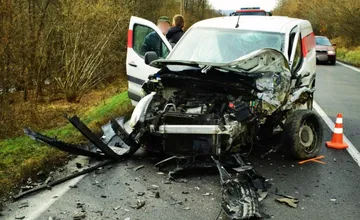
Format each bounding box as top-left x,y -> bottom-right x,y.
336,47 -> 360,67
0,91 -> 133,199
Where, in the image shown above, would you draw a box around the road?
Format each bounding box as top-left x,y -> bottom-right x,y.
2,62 -> 360,220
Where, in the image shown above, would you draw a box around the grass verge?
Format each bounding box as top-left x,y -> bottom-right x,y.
335,47 -> 360,67
0,91 -> 133,200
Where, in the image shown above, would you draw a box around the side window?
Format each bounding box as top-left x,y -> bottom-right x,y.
133,24 -> 169,59
292,37 -> 302,71
288,32 -> 295,59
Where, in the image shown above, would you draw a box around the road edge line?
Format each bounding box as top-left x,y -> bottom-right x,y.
19,175 -> 86,220
337,61 -> 360,73
313,101 -> 360,167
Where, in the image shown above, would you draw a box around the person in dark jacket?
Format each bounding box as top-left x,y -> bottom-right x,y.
166,14 -> 185,45
141,16 -> 171,57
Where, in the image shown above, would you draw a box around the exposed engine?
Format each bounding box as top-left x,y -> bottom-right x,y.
140,89 -> 259,156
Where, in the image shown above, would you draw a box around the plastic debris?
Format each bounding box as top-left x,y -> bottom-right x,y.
276,197 -> 299,208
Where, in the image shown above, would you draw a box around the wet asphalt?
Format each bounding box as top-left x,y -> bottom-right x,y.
2,63 -> 360,220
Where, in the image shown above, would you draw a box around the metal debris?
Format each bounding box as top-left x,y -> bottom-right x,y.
183,207 -> 190,210
133,165 -> 145,171
257,190 -> 268,202
18,201 -> 29,209
15,216 -> 26,219
73,211 -> 86,220
212,156 -> 262,219
136,200 -> 145,209
276,197 -> 299,208
137,192 -> 145,196
13,160 -> 114,201
202,193 -> 211,196
330,198 -> 337,202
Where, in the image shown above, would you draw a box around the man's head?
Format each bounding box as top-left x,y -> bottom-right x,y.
157,16 -> 171,35
172,14 -> 185,30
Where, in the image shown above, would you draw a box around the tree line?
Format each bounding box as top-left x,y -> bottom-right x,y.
273,0 -> 360,47
0,0 -> 221,139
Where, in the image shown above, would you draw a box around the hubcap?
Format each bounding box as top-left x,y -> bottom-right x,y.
299,125 -> 315,150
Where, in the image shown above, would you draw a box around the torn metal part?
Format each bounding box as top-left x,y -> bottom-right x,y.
276,197 -> 299,208
232,154 -> 271,190
12,160 -> 114,201
212,157 -> 261,219
24,128 -> 107,160
133,165 -> 145,171
66,115 -> 123,160
257,189 -> 268,202
283,87 -> 315,110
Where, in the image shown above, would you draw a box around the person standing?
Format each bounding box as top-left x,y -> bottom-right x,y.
166,14 -> 185,45
141,16 -> 171,57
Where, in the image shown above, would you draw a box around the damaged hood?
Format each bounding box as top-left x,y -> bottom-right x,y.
151,48 -> 290,74
151,48 -> 292,115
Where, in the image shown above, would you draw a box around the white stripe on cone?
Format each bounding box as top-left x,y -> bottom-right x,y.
336,118 -> 343,124
334,127 -> 343,134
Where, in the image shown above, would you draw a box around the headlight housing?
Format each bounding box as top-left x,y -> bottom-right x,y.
327,50 -> 336,55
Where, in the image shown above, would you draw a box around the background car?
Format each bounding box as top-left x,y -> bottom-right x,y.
315,36 -> 336,65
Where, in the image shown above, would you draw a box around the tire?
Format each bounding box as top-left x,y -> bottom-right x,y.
283,110 -> 323,160
330,60 -> 336,65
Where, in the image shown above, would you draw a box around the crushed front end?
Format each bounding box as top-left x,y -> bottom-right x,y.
123,49 -> 293,157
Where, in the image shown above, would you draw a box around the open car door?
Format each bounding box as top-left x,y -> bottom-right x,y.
126,16 -> 172,106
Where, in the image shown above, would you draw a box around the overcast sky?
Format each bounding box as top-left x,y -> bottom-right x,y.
208,0 -> 279,11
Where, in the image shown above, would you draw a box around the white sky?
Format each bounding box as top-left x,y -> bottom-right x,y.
208,0 -> 279,11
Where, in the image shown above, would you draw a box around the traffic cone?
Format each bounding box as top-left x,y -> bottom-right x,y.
326,113 -> 348,149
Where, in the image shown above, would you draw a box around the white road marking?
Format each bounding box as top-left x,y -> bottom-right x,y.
4,175 -> 86,220
313,101 -> 360,167
337,61 -> 360,73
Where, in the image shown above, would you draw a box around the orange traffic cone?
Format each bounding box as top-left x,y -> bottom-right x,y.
326,113 -> 348,149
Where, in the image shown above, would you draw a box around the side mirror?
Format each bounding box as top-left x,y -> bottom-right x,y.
144,51 -> 158,65
332,43 -> 337,47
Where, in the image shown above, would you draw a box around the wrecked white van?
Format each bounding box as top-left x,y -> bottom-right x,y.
123,15 -> 323,160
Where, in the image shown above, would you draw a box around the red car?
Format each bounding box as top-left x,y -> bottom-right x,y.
315,36 -> 336,65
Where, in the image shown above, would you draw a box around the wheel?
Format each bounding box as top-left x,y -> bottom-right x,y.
330,60 -> 336,65
283,110 -> 323,159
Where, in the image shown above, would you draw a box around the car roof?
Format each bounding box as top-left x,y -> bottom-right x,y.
191,16 -> 309,33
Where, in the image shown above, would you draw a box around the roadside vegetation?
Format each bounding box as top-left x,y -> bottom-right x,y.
274,0 -> 360,66
0,0 -> 221,200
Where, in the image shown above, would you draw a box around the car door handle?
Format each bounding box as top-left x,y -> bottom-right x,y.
128,61 -> 137,67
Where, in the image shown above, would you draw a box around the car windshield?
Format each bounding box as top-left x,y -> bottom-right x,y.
167,27 -> 284,63
316,37 -> 332,46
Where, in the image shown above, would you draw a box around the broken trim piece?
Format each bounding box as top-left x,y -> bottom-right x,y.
24,128 -> 108,160
66,115 -> 122,160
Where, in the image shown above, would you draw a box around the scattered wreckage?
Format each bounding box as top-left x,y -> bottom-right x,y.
19,16 -> 324,220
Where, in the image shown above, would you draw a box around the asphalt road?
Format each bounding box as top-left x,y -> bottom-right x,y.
2,62 -> 360,220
